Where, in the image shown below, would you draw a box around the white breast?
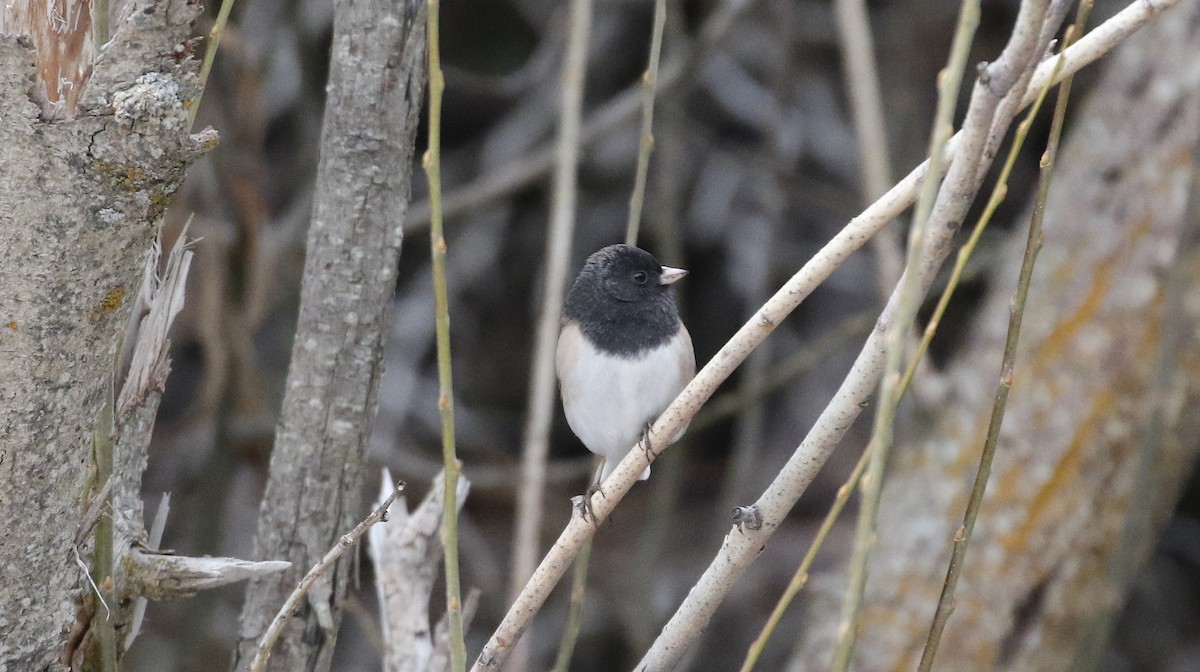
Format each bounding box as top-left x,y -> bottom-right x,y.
557,324 -> 693,482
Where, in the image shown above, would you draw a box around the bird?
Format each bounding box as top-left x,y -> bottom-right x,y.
556,244 -> 696,497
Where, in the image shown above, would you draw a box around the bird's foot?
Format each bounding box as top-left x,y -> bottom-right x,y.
639,423 -> 655,461
573,484 -> 606,525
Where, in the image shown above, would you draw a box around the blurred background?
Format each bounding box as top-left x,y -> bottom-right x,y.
124,0 -> 1200,670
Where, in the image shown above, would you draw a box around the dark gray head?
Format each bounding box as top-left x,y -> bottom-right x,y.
563,244 -> 687,356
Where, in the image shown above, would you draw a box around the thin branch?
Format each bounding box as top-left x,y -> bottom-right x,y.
470,4 -> 1182,667
423,2 -> 466,670
551,537 -> 593,672
917,4 -> 1089,668
188,0 -> 238,131
509,0 -> 593,649
430,589 -> 483,672
833,0 -> 903,296
739,441 -> 870,672
624,0 -> 668,245
831,0 -> 981,666
90,383 -> 118,672
247,482 -> 404,672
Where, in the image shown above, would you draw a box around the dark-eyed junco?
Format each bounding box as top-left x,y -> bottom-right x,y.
556,244 -> 696,492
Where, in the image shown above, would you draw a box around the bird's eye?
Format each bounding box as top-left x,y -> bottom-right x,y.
632,271 -> 647,284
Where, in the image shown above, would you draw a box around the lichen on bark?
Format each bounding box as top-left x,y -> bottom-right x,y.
0,0 -> 215,667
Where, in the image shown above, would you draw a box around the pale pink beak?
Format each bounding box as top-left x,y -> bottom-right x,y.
659,266 -> 688,285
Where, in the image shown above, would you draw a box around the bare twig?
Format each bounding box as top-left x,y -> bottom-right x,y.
91,385 -> 118,672
423,2 -> 466,670
833,0 -> 903,296
470,4 -> 1181,667
740,442 -> 870,672
831,0 -> 981,667
188,0 -> 238,130
247,483 -> 404,672
551,537 -> 593,672
430,589 -> 482,672
624,0 -> 668,245
917,5 -> 1088,668
509,0 -> 594,653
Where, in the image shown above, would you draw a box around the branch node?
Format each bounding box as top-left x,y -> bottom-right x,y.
731,506 -> 763,531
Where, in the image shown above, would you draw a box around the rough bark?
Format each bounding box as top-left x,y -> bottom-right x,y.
0,0 -> 213,666
793,4 -> 1200,670
230,0 -> 427,668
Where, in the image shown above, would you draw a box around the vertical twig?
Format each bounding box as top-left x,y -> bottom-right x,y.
123,492 -> 170,651
509,0 -> 593,668
92,0 -> 111,50
90,383 -> 118,672
716,0 -> 790,522
551,538 -> 593,672
509,0 -> 593,610
830,0 -> 981,668
833,0 -> 903,297
916,5 -> 1089,668
188,0 -> 239,131
624,0 -> 668,245
423,1 -> 465,670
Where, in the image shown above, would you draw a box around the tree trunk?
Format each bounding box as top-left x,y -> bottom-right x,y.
794,5 -> 1200,670
0,0 -> 213,667
230,0 -> 427,668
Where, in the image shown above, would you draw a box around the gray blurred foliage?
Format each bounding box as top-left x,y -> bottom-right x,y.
126,0 -> 1200,670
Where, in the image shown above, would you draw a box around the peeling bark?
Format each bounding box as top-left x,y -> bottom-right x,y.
369,470 -> 470,672
0,0 -> 213,667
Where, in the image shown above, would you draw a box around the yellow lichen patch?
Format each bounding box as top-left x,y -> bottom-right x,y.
1030,252 -> 1117,372
888,618 -> 930,672
92,286 -> 126,319
992,460 -> 1026,505
999,391 -> 1116,553
948,416 -> 988,479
